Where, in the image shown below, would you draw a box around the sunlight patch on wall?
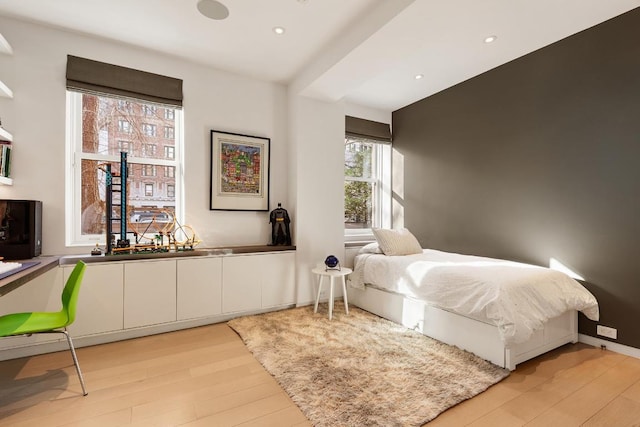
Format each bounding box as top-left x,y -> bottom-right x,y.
392,147 -> 404,228
549,257 -> 584,281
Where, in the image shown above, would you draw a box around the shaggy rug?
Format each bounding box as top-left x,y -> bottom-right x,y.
227,303 -> 509,426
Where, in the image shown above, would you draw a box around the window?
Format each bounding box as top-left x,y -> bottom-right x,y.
344,117 -> 392,239
164,145 -> 175,159
117,100 -> 132,112
164,109 -> 174,120
164,126 -> 174,139
142,123 -> 156,137
142,165 -> 156,177
142,143 -> 157,157
167,184 -> 175,198
118,119 -> 132,133
118,140 -> 131,153
165,166 -> 175,178
143,104 -> 157,116
66,91 -> 182,246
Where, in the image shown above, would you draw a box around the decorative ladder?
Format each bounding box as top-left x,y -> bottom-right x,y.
105,152 -> 128,254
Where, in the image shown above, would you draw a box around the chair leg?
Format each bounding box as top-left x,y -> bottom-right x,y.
61,329 -> 88,396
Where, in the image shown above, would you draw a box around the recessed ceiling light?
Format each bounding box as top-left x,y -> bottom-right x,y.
414,74 -> 424,80
273,27 -> 286,35
197,0 -> 229,20
484,35 -> 497,43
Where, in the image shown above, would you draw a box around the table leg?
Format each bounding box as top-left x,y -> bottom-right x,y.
314,275 -> 322,313
329,277 -> 334,320
341,275 -> 349,315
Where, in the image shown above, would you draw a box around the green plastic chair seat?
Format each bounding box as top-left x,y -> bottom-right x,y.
0,311 -> 69,337
0,261 -> 88,395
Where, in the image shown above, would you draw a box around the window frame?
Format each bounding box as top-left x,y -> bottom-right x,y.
344,135 -> 392,242
65,91 -> 184,247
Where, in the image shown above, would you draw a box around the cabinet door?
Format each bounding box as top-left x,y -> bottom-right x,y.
66,263 -> 124,337
261,252 -> 295,308
222,255 -> 262,313
124,260 -> 176,328
0,268 -> 63,349
177,257 -> 222,320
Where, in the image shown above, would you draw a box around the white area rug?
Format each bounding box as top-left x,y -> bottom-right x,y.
228,303 -> 509,426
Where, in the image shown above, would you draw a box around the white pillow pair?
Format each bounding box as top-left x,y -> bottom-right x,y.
361,228 -> 422,256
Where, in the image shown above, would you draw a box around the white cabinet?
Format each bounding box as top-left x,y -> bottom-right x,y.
64,263 -> 124,337
124,259 -> 176,328
222,255 -> 262,313
177,257 -> 222,320
222,251 -> 295,313
0,268 -> 63,349
261,252 -> 295,308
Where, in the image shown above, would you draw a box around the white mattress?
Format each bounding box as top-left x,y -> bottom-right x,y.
350,249 -> 599,345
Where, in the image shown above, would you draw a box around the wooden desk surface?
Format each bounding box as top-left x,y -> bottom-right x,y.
0,256 -> 60,296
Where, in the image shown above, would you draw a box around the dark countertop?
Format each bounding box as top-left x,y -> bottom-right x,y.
58,245 -> 296,265
0,256 -> 61,296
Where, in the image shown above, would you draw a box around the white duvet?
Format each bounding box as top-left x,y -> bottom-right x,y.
350,249 -> 599,345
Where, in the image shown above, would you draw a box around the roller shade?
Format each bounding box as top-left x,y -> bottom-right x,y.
66,55 -> 183,107
345,116 -> 392,143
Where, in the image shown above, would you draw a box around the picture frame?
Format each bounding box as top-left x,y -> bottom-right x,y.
209,130 -> 270,211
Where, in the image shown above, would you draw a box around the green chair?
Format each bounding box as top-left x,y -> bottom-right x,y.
0,261 -> 88,396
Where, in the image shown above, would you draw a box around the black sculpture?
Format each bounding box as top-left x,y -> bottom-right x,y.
269,202 -> 291,246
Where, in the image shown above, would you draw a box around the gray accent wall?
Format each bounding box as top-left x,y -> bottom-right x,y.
392,8 -> 640,347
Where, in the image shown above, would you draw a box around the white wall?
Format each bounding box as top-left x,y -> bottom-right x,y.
0,17 -> 288,255
288,94 -> 346,305
287,97 -> 390,305
0,16 -> 393,307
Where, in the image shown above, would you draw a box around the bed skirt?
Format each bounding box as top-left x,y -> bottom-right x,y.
347,285 -> 578,370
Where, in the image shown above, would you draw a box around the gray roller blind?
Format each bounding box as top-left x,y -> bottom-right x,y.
345,116 -> 392,143
66,55 -> 183,107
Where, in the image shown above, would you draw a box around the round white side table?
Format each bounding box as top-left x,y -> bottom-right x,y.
311,266 -> 352,320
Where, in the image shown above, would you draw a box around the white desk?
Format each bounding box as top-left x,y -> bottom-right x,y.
311,266 -> 352,320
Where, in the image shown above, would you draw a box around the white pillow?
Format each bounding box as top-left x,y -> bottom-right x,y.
358,242 -> 383,254
372,228 -> 422,256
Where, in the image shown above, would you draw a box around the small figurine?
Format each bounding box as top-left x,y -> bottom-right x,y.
269,202 -> 291,246
91,244 -> 102,256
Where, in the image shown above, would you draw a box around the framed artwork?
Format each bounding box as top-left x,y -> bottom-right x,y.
209,130 -> 270,211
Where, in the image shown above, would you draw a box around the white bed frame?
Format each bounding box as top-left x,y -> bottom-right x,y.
347,285 -> 578,370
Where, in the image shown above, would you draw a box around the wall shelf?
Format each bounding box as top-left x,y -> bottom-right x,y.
0,33 -> 12,56
0,79 -> 12,99
0,127 -> 12,143
0,31 -> 14,185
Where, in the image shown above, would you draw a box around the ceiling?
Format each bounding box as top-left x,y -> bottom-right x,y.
0,0 -> 638,112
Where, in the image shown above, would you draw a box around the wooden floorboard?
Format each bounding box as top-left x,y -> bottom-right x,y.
1,322 -> 638,426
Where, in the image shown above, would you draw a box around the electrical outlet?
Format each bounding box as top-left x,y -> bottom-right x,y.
597,325 -> 617,339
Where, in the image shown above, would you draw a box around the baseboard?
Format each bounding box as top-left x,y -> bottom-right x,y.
0,304 -> 295,362
579,334 -> 640,359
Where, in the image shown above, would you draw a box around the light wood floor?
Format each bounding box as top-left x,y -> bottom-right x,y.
1,323 -> 639,426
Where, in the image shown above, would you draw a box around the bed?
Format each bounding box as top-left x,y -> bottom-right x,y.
347,230 -> 599,370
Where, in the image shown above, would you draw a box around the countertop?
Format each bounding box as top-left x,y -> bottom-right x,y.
58,245 -> 296,265
0,256 -> 61,296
